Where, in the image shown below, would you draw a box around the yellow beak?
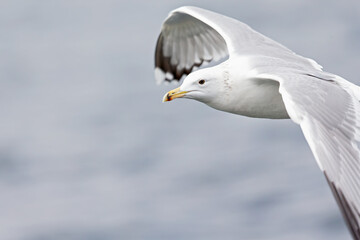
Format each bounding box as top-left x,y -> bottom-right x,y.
162,87 -> 188,102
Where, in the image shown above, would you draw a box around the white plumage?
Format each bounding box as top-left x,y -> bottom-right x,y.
155,6 -> 360,239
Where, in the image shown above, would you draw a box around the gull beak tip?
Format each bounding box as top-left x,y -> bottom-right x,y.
162,93 -> 171,102
162,87 -> 186,103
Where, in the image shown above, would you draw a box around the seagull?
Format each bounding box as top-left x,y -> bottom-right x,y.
154,6 -> 360,239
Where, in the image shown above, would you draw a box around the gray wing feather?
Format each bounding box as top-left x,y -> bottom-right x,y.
155,11 -> 228,83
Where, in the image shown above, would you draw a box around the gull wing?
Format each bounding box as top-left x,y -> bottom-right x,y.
155,6 -> 320,83
258,71 -> 360,239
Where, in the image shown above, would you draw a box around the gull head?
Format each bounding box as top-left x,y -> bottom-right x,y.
162,63 -> 229,106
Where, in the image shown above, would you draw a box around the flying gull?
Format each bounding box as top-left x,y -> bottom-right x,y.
154,6 -> 360,239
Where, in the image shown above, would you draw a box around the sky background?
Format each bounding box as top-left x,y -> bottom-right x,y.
1,0 -> 360,239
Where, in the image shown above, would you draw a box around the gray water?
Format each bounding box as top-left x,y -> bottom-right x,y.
1,1 -> 360,239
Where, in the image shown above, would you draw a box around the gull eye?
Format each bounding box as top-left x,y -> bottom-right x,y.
198,79 -> 205,85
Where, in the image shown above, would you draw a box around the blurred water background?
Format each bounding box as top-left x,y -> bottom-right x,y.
1,1 -> 360,239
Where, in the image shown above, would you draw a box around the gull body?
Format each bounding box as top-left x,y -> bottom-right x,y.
155,6 -> 360,239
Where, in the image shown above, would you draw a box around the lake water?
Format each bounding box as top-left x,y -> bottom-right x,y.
1,1 -> 359,239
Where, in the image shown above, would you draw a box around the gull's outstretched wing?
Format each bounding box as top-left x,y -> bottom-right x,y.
258,70 -> 360,239
154,6 -> 322,84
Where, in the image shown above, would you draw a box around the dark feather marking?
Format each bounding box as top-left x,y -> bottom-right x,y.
304,73 -> 336,83
155,33 -> 172,80
325,172 -> 360,240
155,33 -> 164,69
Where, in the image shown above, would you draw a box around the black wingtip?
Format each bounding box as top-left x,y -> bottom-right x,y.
154,32 -> 180,82
324,172 -> 360,240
